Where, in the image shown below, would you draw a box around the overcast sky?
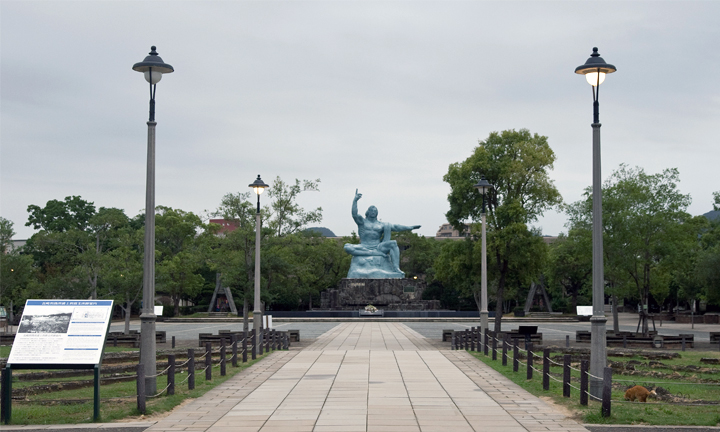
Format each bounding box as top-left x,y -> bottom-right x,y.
2,1 -> 719,241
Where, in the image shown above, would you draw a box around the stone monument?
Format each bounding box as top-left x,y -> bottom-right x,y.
343,189 -> 420,278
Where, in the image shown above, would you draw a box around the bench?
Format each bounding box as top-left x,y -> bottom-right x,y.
106,331 -> 166,347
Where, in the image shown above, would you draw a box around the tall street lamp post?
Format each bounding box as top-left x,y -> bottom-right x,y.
249,175 -> 269,355
474,176 -> 493,336
575,47 -> 616,399
133,46 -> 174,395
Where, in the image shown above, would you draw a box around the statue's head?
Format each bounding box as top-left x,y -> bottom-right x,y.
365,206 -> 378,218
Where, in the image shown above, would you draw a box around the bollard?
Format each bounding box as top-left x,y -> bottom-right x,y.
526,343 -> 533,380
513,341 -> 519,372
220,345 -> 226,376
113,335 -> 118,347
563,354 -> 571,397
258,326 -> 264,356
1,368 -> 7,423
188,349 -> 195,390
243,331 -> 248,362
602,367 -> 612,417
484,329 -> 489,356
172,335 -> 176,349
580,360 -> 589,406
136,364 -> 146,414
232,335 -> 238,367
205,342 -> 212,381
623,334 -> 627,349
251,329 -> 257,360
566,335 -> 570,348
542,348 -> 550,390
492,332 -> 498,360
502,337 -> 508,366
168,354 -> 175,396
681,336 -> 686,351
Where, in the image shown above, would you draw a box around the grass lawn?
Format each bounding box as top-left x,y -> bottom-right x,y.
3,350 -> 273,425
470,349 -> 720,426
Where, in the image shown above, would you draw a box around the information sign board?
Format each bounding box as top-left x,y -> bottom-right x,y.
576,306 -> 593,316
8,300 -> 113,365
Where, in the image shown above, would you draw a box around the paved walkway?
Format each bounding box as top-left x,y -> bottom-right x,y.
144,322 -> 587,432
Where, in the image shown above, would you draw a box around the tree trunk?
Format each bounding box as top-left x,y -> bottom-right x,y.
173,294 -> 180,317
612,293 -> 619,334
494,268 -> 507,333
243,296 -> 249,333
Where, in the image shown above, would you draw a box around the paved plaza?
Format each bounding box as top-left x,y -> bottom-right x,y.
142,322 -> 587,432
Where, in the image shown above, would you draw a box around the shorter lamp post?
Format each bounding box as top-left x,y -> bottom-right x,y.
575,47 -> 616,399
249,175 -> 269,354
474,175 -> 493,336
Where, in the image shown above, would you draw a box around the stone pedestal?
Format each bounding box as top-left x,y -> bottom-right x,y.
321,278 -> 439,310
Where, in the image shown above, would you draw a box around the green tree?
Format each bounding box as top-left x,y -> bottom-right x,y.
443,129 -> 562,331
101,228 -> 143,333
155,206 -> 212,316
265,177 -> 322,237
0,218 -> 39,317
26,196 -> 96,233
546,229 -> 592,313
567,165 -> 692,335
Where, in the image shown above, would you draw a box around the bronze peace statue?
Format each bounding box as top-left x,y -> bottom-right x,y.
343,189 -> 421,279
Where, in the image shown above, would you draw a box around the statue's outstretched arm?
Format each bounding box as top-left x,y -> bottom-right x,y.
351,189 -> 364,225
391,224 -> 421,232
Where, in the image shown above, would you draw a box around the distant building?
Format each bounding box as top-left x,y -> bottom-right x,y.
208,219 -> 239,234
435,223 -> 470,240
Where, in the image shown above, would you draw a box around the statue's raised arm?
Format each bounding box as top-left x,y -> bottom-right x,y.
343,190 -> 420,279
351,189 -> 364,226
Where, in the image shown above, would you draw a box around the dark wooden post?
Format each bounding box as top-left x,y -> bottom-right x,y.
502,336 -> 508,366
526,343 -> 533,380
167,354 -> 175,396
205,342 -> 212,381
451,331 -> 456,350
565,335 -> 570,348
251,329 -> 257,360
602,367 -> 612,417
232,335 -> 238,367
542,348 -> 550,390
113,334 -> 118,347
258,326 -> 264,356
492,332 -> 498,360
136,364 -> 146,414
470,327 -> 475,351
265,328 -> 271,353
580,360 -> 589,406
623,334 -> 627,348
220,344 -> 226,376
1,367 -> 9,424
563,354 -> 571,397
513,341 -> 519,372
681,336 -> 686,351
284,332 -> 289,350
484,329 -> 489,356
172,335 -> 176,349
243,332 -> 248,362
188,349 -> 195,390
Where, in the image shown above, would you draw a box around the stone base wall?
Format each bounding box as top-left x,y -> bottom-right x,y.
320,278 -> 440,311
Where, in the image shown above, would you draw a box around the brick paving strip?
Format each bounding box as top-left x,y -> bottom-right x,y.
140,322 -> 589,432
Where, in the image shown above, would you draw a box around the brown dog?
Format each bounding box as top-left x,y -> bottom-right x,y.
624,385 -> 656,402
